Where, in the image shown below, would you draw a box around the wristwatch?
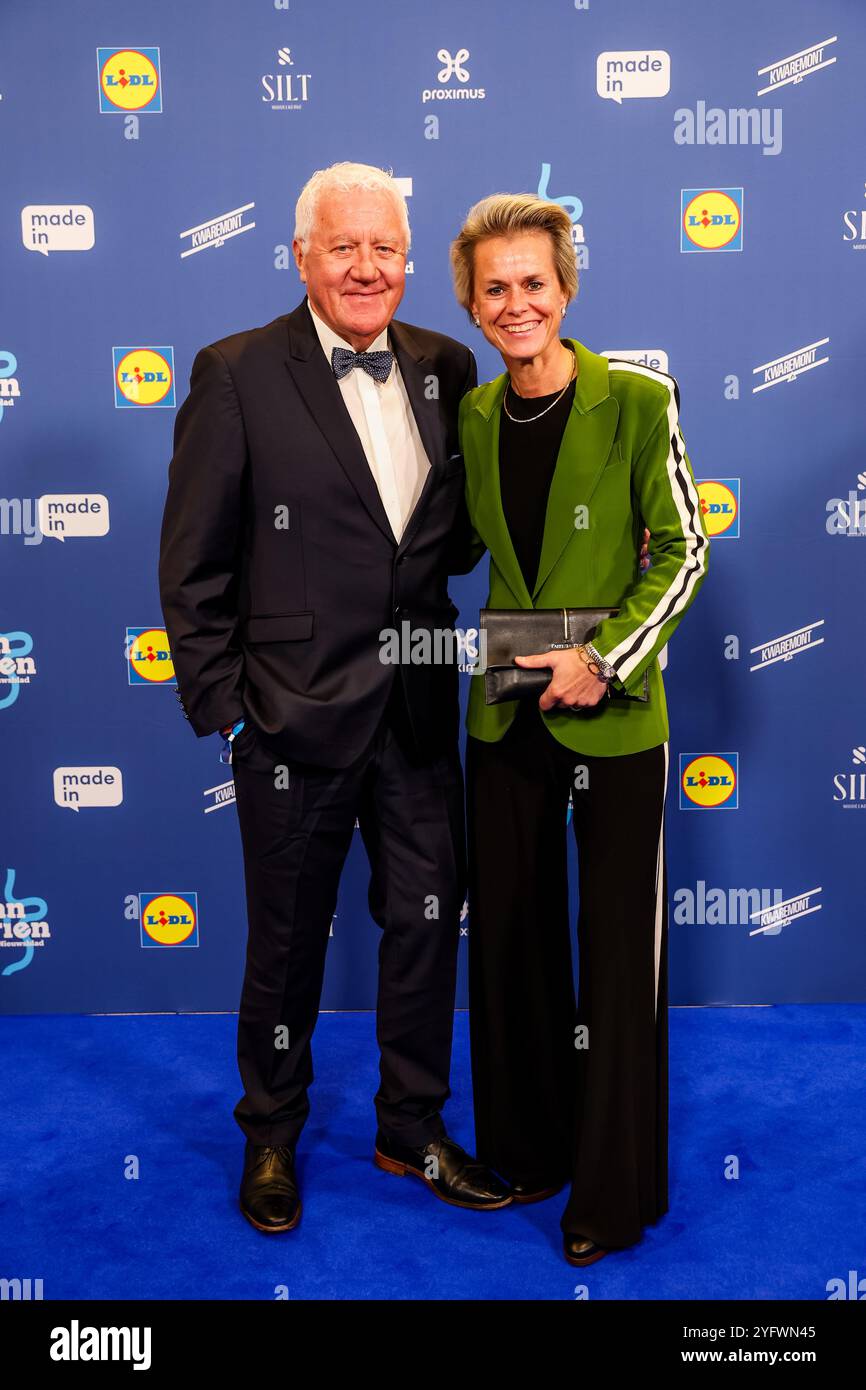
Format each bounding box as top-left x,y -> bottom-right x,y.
580,642 -> 616,683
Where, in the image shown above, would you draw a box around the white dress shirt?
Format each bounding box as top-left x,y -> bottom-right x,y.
308,301 -> 432,542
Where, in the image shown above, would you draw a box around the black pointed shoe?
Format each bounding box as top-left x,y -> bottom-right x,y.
239,1143 -> 302,1233
374,1130 -> 513,1210
563,1232 -> 608,1266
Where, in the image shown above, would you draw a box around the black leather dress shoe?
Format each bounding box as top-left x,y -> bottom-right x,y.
239,1143 -> 302,1233
511,1177 -> 568,1204
374,1131 -> 513,1210
563,1232 -> 608,1266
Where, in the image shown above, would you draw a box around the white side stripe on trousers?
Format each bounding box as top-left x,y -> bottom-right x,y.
654,741 -> 670,1021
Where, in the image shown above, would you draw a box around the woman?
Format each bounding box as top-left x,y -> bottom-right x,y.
450,194 -> 710,1265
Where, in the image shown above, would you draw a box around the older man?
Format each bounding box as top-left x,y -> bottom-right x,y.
158,162 -> 511,1231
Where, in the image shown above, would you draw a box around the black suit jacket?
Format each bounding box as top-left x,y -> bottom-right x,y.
158,297 -> 478,767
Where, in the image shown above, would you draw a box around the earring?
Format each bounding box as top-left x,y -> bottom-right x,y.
473,315 -> 480,327
561,305 -> 567,318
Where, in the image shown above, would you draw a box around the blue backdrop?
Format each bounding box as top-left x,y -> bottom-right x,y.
3,0 -> 864,1013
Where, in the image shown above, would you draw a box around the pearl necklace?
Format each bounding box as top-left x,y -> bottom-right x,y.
502,348 -> 576,424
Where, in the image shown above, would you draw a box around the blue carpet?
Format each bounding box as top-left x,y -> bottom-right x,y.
0,1007 -> 863,1300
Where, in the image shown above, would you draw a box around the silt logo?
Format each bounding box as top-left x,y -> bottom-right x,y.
113,348 -> 174,408
697,479 -> 739,537
681,188 -> 743,252
679,754 -> 738,810
97,48 -> 162,113
139,893 -> 198,948
126,628 -> 175,685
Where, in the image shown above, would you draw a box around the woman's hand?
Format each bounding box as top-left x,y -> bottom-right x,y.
513,648 -> 609,711
640,526 -> 651,570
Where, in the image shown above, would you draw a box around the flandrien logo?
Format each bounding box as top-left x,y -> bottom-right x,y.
0,869 -> 50,978
749,619 -> 824,672
538,163 -> 587,256
0,349 -> 21,423
50,1320 -> 151,1370
180,202 -> 255,259
757,35 -> 837,96
0,631 -> 36,710
752,338 -> 829,392
422,48 -> 485,102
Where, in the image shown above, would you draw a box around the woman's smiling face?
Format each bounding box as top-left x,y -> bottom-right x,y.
470,230 -> 568,364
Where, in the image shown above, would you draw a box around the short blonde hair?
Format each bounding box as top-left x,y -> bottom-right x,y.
450,193 -> 577,321
294,161 -> 411,249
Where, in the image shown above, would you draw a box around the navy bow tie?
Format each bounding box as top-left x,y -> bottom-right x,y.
331,346 -> 394,383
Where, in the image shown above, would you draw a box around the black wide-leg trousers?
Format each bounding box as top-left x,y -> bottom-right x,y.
229,681 -> 466,1153
466,698 -> 670,1248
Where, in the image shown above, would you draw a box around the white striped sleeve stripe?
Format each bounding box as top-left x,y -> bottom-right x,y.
602,361 -> 708,683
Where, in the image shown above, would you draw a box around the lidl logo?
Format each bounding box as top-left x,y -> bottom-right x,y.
679,753 -> 738,809
113,347 -> 174,408
697,479 -> 740,537
139,892 -> 198,948
98,48 -> 162,113
126,627 -> 175,685
681,187 -> 743,252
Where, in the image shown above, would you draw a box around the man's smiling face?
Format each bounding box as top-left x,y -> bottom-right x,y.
293,188 -> 408,350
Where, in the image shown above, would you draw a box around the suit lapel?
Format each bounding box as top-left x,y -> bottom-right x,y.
284,298 -> 395,544
388,317 -> 450,556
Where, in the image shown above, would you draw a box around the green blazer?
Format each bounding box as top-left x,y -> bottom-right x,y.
458,338 -> 710,757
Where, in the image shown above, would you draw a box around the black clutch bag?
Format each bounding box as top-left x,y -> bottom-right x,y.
480,607 -> 649,707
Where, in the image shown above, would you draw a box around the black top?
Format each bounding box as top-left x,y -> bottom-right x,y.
498,352 -> 577,594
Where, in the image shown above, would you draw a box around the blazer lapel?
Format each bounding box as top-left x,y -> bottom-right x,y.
468,339 -> 620,605
470,374 -> 534,607
284,298 -> 396,544
532,343 -> 619,598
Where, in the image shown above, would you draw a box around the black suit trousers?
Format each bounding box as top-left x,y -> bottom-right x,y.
230,678 -> 466,1151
